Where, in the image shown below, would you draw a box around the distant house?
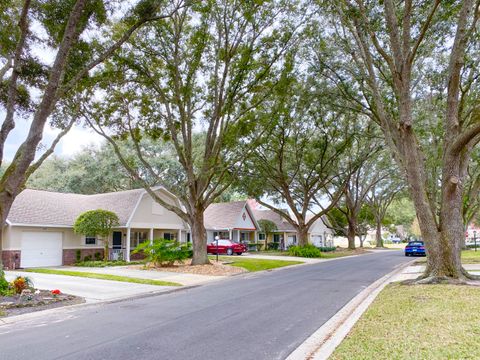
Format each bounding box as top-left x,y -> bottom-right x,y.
1,188 -> 188,269
306,215 -> 334,248
251,208 -> 298,249
251,201 -> 334,250
204,201 -> 260,244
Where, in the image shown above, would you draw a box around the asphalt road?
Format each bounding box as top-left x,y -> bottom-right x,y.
0,251 -> 409,360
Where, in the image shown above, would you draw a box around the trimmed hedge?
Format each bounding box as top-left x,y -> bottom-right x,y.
318,246 -> 336,252
288,244 -> 322,258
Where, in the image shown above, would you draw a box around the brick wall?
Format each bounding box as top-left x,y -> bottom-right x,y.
130,251 -> 146,260
1,250 -> 21,270
63,248 -> 104,265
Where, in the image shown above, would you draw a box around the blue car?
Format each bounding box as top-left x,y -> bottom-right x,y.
405,241 -> 426,257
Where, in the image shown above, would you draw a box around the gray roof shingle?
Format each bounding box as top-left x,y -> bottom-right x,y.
8,188 -> 145,227
204,201 -> 249,230
252,209 -> 297,232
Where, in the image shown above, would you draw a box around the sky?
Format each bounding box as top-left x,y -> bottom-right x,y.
2,112 -> 104,162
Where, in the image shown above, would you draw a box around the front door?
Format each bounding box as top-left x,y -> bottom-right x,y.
113,231 -> 122,249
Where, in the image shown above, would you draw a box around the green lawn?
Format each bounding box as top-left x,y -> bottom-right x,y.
462,250 -> 480,264
209,256 -> 303,272
24,269 -> 181,286
331,283 -> 480,360
414,250 -> 480,265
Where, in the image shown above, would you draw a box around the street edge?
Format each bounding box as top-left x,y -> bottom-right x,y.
0,284 -> 199,327
286,259 -> 415,360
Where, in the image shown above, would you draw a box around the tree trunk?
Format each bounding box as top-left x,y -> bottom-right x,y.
190,208 -> 209,265
104,239 -> 109,262
297,225 -> 309,247
358,235 -> 365,248
0,192 -> 15,269
347,219 -> 356,250
375,219 -> 384,248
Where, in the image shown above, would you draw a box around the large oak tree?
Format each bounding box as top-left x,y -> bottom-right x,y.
82,0 -> 304,264
0,0 -> 181,267
320,0 -> 480,281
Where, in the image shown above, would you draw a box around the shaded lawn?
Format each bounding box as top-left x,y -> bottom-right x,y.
24,269 -> 182,287
331,283 -> 480,360
209,256 -> 303,272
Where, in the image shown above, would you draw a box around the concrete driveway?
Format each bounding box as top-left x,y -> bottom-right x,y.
5,271 -> 173,303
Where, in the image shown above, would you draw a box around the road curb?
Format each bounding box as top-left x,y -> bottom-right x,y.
286,259 -> 415,360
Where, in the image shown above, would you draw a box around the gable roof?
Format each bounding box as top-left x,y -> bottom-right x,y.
252,209 -> 297,232
7,188 -> 146,227
204,201 -> 258,230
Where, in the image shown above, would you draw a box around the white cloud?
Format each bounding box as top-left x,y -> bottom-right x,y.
54,125 -> 105,157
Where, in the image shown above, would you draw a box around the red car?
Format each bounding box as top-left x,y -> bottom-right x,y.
207,239 -> 246,255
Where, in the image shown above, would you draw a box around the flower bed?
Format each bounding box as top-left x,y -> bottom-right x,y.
0,273 -> 84,318
0,289 -> 84,317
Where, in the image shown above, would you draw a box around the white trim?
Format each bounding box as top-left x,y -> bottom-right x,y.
126,227 -> 131,262
5,219 -> 11,225
8,223 -> 73,228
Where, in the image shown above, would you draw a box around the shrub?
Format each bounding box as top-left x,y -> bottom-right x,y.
268,242 -> 280,250
288,244 -> 322,258
12,276 -> 33,294
0,269 -> 9,295
318,246 -> 336,252
94,252 -> 102,261
84,255 -> 92,262
75,250 -> 81,263
133,239 -> 192,267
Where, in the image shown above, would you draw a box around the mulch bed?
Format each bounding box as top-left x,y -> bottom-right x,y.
0,290 -> 85,318
129,259 -> 247,276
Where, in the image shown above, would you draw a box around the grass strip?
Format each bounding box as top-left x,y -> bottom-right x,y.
331,283 -> 480,359
24,269 -> 182,287
209,256 -> 303,272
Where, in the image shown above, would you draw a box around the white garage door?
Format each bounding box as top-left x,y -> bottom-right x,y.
21,231 -> 63,268
311,235 -> 323,247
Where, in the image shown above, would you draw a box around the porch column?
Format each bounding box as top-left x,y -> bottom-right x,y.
237,229 -> 240,242
126,227 -> 131,262
178,229 -> 182,243
284,232 -> 287,250
149,228 -> 154,245
229,229 -> 232,240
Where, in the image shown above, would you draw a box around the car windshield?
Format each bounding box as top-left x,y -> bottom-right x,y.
408,242 -> 423,246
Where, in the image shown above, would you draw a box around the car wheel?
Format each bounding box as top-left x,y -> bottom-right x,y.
227,248 -> 233,256
236,252 -> 243,255
405,253 -> 409,257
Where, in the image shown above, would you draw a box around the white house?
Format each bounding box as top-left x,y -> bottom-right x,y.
203,201 -> 260,244
1,187 -> 188,269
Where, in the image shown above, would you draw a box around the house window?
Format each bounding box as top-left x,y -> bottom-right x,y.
130,231 -> 148,248
213,231 -> 229,239
258,233 -> 266,241
273,234 -> 280,243
85,236 -> 97,245
163,232 -> 177,241
187,233 -> 191,243
240,232 -> 249,242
